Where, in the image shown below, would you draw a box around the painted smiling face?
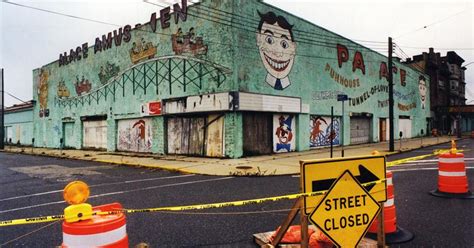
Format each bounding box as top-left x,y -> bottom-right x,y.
419,76 -> 427,108
257,12 -> 296,85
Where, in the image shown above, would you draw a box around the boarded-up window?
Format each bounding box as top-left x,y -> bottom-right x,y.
243,112 -> 272,155
206,115 -> 224,157
167,115 -> 225,157
117,118 -> 152,153
83,120 -> 107,149
167,117 -> 205,156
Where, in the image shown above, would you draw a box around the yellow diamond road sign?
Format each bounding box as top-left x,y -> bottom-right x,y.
309,170 -> 381,248
301,155 -> 386,215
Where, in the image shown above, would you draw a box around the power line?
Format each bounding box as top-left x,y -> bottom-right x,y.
395,45 -> 474,51
1,0 -> 120,27
395,8 -> 473,39
144,0 -> 388,53
1,91 -> 29,104
191,2 -> 387,45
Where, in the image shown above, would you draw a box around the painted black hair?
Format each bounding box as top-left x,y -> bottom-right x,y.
257,11 -> 294,42
419,75 -> 426,81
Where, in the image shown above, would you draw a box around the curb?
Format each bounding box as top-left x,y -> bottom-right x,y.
0,137 -> 464,177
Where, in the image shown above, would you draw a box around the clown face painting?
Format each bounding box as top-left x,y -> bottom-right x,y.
418,75 -> 427,109
274,115 -> 296,153
256,11 -> 296,90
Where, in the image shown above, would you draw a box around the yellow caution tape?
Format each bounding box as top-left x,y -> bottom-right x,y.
387,148 -> 464,167
0,179 -> 385,227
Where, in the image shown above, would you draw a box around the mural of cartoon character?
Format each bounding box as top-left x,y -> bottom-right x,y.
418,75 -> 427,109
256,11 -> 296,90
274,115 -> 295,152
38,69 -> 49,117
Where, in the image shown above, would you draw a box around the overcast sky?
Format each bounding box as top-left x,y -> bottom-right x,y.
1,0 -> 473,107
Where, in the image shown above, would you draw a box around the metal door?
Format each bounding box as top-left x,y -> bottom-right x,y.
63,122 -> 75,148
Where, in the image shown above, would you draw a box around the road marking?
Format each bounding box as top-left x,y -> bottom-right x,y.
0,176 -> 232,214
0,174 -> 195,202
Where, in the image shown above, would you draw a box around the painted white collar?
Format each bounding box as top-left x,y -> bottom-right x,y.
265,73 -> 291,90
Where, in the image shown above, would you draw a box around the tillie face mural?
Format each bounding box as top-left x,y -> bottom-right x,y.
256,11 -> 296,90
38,69 -> 49,117
309,116 -> 340,148
274,114 -> 296,152
418,75 -> 427,109
117,118 -> 152,153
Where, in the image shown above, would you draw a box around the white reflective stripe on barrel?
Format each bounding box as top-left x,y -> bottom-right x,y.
384,198 -> 394,207
63,224 -> 126,247
439,157 -> 464,163
439,171 -> 466,177
387,177 -> 393,186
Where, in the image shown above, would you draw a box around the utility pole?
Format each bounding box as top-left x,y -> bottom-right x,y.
388,37 -> 395,152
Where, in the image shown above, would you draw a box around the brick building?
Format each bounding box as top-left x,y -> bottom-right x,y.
405,48 -> 467,134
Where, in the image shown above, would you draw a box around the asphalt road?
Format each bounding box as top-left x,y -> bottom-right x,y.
0,139 -> 473,247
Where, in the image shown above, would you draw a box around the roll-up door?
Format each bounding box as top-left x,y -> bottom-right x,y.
350,117 -> 370,144
83,120 -> 107,149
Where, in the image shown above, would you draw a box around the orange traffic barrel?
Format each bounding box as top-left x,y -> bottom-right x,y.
430,152 -> 474,199
367,171 -> 414,244
62,202 -> 128,248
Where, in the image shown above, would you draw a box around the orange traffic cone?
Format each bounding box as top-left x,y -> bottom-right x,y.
62,202 -> 128,248
367,171 -> 414,244
430,142 -> 474,199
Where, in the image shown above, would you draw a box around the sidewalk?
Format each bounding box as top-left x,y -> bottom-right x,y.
2,136 -> 459,176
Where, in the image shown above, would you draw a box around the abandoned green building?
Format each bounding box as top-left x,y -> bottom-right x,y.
32,0 -> 431,158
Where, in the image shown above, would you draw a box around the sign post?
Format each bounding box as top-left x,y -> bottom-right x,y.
337,94 -> 348,157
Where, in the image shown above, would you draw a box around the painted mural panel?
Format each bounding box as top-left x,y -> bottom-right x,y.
273,114 -> 296,153
205,115 -> 224,157
309,116 -> 340,148
117,118 -> 152,153
83,120 -> 107,149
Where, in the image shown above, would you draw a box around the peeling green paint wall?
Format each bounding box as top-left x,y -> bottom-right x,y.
31,0 -> 431,157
